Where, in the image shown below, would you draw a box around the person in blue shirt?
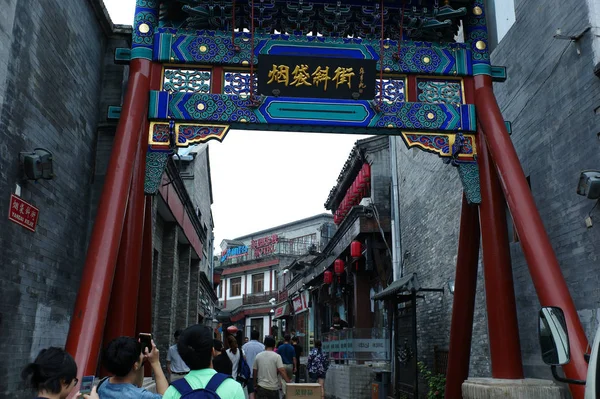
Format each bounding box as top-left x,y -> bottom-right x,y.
98,336 -> 168,399
275,335 -> 296,396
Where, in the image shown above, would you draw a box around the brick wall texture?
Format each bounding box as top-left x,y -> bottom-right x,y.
0,1 -> 128,397
392,0 -> 600,385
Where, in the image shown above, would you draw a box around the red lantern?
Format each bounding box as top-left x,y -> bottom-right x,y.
334,259 -> 345,275
324,270 -> 333,284
351,240 -> 362,258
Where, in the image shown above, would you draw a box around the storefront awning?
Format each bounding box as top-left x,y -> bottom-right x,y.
273,303 -> 290,319
372,273 -> 420,301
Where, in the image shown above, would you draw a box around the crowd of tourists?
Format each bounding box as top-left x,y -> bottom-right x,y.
21,325 -> 330,399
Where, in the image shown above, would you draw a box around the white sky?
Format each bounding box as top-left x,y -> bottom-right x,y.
103,1 -> 369,247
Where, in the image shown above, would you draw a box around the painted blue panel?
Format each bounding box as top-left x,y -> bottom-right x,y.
267,45 -> 372,60
260,97 -> 373,126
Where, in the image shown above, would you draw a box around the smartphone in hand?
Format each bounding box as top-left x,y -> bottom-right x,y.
80,376 -> 95,395
139,333 -> 153,354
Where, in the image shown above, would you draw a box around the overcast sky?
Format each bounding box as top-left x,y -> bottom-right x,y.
103,1 -> 369,247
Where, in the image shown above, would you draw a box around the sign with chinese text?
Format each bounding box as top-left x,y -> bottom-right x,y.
292,291 -> 310,314
251,234 -> 279,258
258,55 -> 376,100
8,195 -> 39,232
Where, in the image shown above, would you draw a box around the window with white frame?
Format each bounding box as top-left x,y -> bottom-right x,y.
230,277 -> 242,297
252,273 -> 264,293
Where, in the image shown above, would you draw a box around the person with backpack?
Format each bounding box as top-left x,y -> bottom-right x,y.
226,335 -> 251,396
162,324 -> 244,399
253,337 -> 290,399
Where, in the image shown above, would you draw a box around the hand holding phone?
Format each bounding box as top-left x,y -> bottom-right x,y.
79,376 -> 95,395
139,333 -> 153,355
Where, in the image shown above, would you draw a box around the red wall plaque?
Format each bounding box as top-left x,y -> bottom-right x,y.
8,194 -> 39,232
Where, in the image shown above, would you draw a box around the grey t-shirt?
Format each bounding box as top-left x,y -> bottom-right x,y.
98,378 -> 162,399
253,350 -> 284,390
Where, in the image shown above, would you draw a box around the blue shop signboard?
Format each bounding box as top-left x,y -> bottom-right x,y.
220,245 -> 249,262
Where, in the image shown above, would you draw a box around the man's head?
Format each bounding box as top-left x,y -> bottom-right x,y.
333,312 -> 341,322
284,334 -> 291,343
291,337 -> 298,345
177,324 -> 214,370
213,339 -> 224,357
264,336 -> 276,349
174,329 -> 182,342
251,330 -> 260,341
102,337 -> 143,377
244,337 -> 249,344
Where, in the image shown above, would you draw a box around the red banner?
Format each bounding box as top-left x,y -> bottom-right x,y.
8,194 -> 39,232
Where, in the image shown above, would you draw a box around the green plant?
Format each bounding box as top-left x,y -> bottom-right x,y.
418,361 -> 446,399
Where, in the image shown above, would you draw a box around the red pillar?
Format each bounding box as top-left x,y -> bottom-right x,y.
444,194 -> 480,399
102,119 -> 149,346
477,130 -> 524,379
138,195 -> 154,376
65,58 -> 151,377
475,74 -> 587,398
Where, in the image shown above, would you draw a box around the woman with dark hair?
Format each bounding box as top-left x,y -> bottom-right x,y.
212,339 -> 233,375
226,335 -> 241,380
307,340 -> 328,399
21,347 -> 85,399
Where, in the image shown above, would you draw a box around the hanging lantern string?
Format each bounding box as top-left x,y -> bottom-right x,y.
249,0 -> 257,102
378,0 -> 385,109
397,0 -> 406,60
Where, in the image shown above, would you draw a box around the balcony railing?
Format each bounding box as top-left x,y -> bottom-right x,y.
220,239 -> 320,267
243,291 -> 277,305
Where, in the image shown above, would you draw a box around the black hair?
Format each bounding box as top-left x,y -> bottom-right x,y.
314,340 -> 322,350
333,312 -> 340,318
102,337 -> 142,377
291,337 -> 299,343
175,329 -> 182,339
264,337 -> 276,349
284,334 -> 291,342
178,324 -> 213,370
213,339 -> 224,353
21,347 -> 77,394
251,330 -> 260,341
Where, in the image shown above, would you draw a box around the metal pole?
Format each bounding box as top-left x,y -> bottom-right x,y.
389,136 -> 403,280
474,74 -> 587,398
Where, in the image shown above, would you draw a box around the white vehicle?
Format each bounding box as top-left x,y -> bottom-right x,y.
538,307 -> 598,397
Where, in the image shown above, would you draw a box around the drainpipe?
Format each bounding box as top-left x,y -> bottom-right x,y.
389,136 -> 403,280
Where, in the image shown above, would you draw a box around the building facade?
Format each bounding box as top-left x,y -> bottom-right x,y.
390,0 -> 600,392
0,2 -> 218,395
0,2 -> 130,396
215,214 -> 335,343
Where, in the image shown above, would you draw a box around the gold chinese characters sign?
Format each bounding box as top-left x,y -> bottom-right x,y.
258,55 -> 377,100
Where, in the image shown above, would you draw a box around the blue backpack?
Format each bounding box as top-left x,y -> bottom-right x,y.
171,373 -> 231,399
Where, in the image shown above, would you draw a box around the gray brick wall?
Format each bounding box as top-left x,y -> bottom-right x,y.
177,245 -> 192,329
0,1 -> 126,397
491,0 -> 600,379
157,223 -> 179,366
391,0 -> 600,386
393,142 -> 493,377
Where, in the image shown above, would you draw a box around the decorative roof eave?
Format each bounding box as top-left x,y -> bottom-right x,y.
324,136 -> 390,210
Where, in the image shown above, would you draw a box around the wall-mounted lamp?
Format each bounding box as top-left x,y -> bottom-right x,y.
577,170 -> 600,199
20,148 -> 54,181
269,308 -> 275,315
447,281 -> 455,295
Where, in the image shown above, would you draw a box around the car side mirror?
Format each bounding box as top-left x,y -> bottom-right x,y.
538,307 -> 570,366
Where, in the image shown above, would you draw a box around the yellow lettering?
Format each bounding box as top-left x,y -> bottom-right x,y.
267,64 -> 290,86
311,66 -> 331,91
291,64 -> 312,87
332,67 -> 355,89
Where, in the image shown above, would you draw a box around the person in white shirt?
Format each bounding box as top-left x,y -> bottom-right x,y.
253,337 -> 290,399
242,330 -> 265,399
167,330 -> 190,382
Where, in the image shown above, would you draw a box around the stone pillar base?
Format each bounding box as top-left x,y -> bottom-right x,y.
462,378 -> 569,399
